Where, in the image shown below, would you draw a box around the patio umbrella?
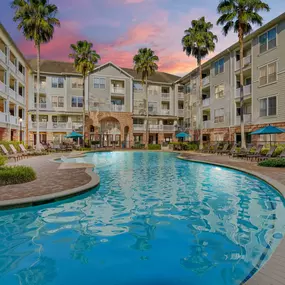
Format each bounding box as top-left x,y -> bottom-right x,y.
65,131 -> 83,146
176,132 -> 190,139
250,125 -> 285,145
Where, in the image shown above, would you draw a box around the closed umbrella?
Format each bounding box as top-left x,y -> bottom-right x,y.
250,125 -> 285,145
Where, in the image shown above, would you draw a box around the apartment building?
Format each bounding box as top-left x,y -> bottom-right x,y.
179,12 -> 285,144
27,60 -> 181,146
0,23 -> 28,142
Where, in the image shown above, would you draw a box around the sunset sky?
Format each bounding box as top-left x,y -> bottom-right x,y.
0,0 -> 282,75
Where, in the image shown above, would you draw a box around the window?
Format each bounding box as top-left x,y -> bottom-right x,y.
259,27 -> 277,54
71,78 -> 83,89
134,83 -> 143,92
260,96 -> 277,117
72,96 -> 83,107
94,77 -> 105,89
214,134 -> 224,142
214,108 -> 224,123
215,84 -> 224,99
259,62 -> 277,86
214,58 -> 224,75
51,77 -> 64,88
52,96 -> 64,108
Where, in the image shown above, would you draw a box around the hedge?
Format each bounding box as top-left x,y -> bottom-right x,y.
258,158 -> 285,168
0,141 -> 27,153
0,155 -> 7,167
148,144 -> 161,150
0,166 -> 37,186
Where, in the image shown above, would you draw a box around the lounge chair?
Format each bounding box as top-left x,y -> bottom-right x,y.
217,143 -> 229,155
258,146 -> 277,162
228,145 -> 237,157
9,144 -> 26,159
19,144 -> 37,156
0,144 -> 19,161
246,145 -> 264,161
233,144 -> 253,159
209,143 -> 220,154
201,144 -> 210,153
279,149 -> 285,158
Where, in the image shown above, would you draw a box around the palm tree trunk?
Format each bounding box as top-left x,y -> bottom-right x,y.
239,30 -> 246,149
82,75 -> 85,146
198,55 -> 203,150
145,78 -> 149,149
36,44 -> 40,151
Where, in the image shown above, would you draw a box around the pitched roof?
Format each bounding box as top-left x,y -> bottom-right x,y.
28,59 -> 180,83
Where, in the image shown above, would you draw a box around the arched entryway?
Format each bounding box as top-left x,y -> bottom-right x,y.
98,117 -> 121,147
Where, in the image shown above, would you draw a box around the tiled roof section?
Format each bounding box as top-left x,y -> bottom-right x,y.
28,59 -> 180,83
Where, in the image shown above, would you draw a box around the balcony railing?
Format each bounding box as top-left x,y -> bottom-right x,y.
133,124 -> 145,131
161,93 -> 170,100
236,114 -> 252,125
53,122 -> 72,129
34,83 -> 47,93
161,109 -> 170,115
236,84 -> 251,98
111,86 -> 125,94
18,72 -> 25,82
9,115 -> 18,125
0,112 -> 7,123
202,98 -> 210,107
203,120 -> 212,129
148,109 -> 158,115
235,55 -> 251,71
17,95 -> 24,104
178,92 -> 184,100
30,122 -> 48,129
134,108 -> 146,115
178,109 -> 184,117
0,81 -> 6,94
202,76 -> 210,86
163,125 -> 175,132
0,50 -> 6,64
9,88 -> 16,99
9,61 -> 16,73
149,124 -> 161,131
34,103 -> 47,109
72,122 -> 83,131
111,104 -> 125,112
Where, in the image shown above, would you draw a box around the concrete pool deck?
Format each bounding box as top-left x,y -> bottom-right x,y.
0,150 -> 285,284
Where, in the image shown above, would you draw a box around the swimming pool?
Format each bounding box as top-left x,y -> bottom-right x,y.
0,151 -> 284,285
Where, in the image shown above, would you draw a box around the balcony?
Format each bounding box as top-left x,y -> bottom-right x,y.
9,61 -> 16,73
53,122 -> 72,129
235,84 -> 251,98
9,115 -> 18,125
203,120 -> 212,129
34,83 -> 47,93
149,124 -> 161,131
111,104 -> 125,112
0,112 -> 7,123
134,108 -> 146,116
202,98 -> 210,107
0,81 -> 6,94
34,103 -> 47,109
236,114 -> 252,125
235,55 -> 251,71
161,109 -> 170,115
72,122 -> 83,131
17,95 -> 24,104
111,86 -> 125,94
18,72 -> 25,82
178,109 -> 184,117
30,122 -> 48,129
0,50 -> 6,64
161,93 -> 170,100
202,76 -> 210,86
163,125 -> 176,132
133,124 -> 145,131
148,109 -> 158,116
178,92 -> 184,100
9,88 -> 16,99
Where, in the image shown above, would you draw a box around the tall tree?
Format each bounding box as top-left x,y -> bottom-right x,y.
133,48 -> 159,149
217,0 -> 270,149
182,17 -> 217,149
11,0 -> 60,150
69,40 -> 100,144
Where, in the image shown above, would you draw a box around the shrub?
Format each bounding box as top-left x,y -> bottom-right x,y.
0,166 -> 36,186
258,158 -> 285,168
0,141 -> 22,153
148,144 -> 161,150
0,155 -> 7,167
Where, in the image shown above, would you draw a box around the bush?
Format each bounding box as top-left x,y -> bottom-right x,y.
0,141 -> 23,153
258,158 -> 285,168
148,144 -> 161,150
0,155 -> 7,167
0,166 -> 36,186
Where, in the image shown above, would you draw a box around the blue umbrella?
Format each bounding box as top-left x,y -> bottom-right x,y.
176,132 -> 190,139
65,131 -> 83,138
250,125 -> 285,145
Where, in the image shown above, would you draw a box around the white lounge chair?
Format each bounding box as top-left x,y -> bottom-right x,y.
0,144 -> 19,161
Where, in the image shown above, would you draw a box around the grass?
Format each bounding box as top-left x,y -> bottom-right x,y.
258,158 -> 285,168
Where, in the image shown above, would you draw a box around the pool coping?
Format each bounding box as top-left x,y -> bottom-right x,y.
177,155 -> 285,285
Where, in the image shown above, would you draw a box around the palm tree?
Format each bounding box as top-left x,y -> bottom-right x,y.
217,0 -> 270,149
69,41 -> 100,144
11,0 -> 60,150
133,48 -> 159,149
182,17 -> 217,150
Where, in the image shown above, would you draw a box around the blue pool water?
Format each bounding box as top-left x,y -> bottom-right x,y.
0,151 -> 285,285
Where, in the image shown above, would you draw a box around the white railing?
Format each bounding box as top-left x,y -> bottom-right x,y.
9,61 -> 16,73
17,95 -> 24,104
34,103 -> 47,109
9,88 -> 16,99
9,115 -> 18,125
202,76 -> 210,86
133,108 -> 146,115
236,84 -> 252,98
30,122 -> 48,129
0,50 -> 6,63
111,104 -> 125,112
236,114 -> 252,125
178,109 -> 184,117
149,124 -> 161,131
178,92 -> 184,100
203,120 -> 212,129
111,86 -> 125,94
0,80 -> 6,93
148,109 -> 158,115
34,83 -> 47,93
0,112 -> 7,123
161,109 -> 170,115
18,72 -> 25,82
52,122 -> 72,129
72,122 -> 83,131
235,55 -> 251,71
133,124 -> 145,131
161,93 -> 170,100
202,98 -> 210,107
163,125 -> 175,131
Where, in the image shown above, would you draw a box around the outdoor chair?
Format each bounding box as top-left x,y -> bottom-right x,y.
209,143 -> 220,154
258,146 -> 277,162
279,149 -> 285,158
200,144 -> 210,153
9,144 -> 26,159
217,143 -> 229,155
19,144 -> 37,156
246,145 -> 264,161
0,144 -> 19,161
233,144 -> 253,159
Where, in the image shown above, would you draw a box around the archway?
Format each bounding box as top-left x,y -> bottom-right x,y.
100,117 -> 121,147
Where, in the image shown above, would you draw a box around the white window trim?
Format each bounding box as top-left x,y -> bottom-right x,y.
93,77 -> 106,89
214,58 -> 225,76
259,60 -> 278,87
52,95 -> 65,108
71,96 -> 83,108
259,94 -> 278,117
71,78 -> 83,89
51,77 -> 64,89
259,25 -> 278,55
214,108 -> 225,123
214,84 -> 225,99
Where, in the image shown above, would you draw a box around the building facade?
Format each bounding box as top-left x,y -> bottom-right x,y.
179,12 -> 285,144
